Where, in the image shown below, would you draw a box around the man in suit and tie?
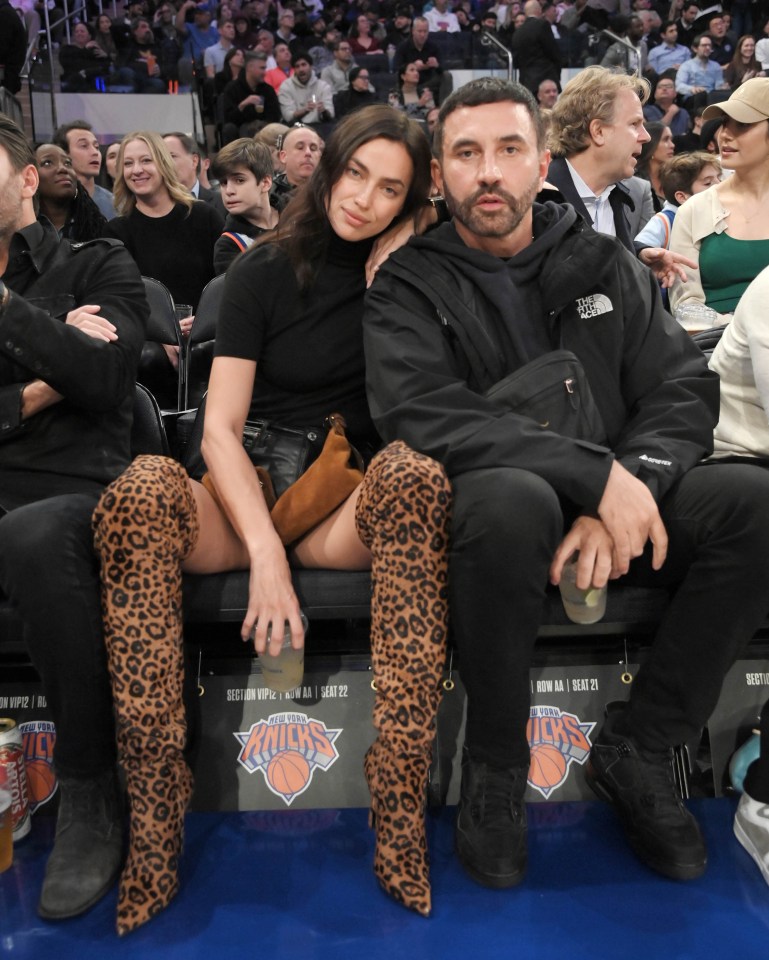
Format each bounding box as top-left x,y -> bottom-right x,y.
546,66 -> 654,252
163,132 -> 226,216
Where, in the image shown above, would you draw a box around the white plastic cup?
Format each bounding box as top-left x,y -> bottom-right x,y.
257,612 -> 308,693
558,555 -> 608,625
675,302 -> 718,334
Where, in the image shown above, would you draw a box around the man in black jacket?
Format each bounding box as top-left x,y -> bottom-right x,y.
364,78 -> 769,892
510,0 -> 562,95
0,116 -> 146,921
220,50 -> 281,143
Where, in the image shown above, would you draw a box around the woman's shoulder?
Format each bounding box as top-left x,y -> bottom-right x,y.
225,240 -> 295,286
676,184 -> 728,234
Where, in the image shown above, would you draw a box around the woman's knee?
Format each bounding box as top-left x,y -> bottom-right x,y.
93,455 -> 197,550
356,441 -> 451,547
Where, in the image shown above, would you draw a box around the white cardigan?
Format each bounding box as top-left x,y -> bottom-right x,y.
709,264 -> 769,459
669,185 -> 732,321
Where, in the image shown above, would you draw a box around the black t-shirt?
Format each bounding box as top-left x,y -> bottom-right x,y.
215,233 -> 380,452
106,201 -> 224,308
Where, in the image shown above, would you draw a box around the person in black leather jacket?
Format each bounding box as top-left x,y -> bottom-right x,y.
0,116 -> 146,924
364,77 -> 769,894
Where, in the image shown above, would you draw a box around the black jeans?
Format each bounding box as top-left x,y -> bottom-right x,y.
0,494 -> 116,778
450,462 -> 769,766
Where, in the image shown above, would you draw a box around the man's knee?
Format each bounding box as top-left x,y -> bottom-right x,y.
452,467 -> 563,556
0,495 -> 97,588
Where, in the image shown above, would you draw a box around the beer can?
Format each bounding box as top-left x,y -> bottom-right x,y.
0,719 -> 31,841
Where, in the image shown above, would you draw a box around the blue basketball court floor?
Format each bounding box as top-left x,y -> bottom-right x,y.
1,796 -> 767,960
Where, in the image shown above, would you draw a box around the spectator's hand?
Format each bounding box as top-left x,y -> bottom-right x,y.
550,516 -> 615,589
638,247 -> 697,289
597,460 -> 668,575
179,314 -> 194,338
65,305 -> 118,342
162,343 -> 180,369
426,56 -> 439,68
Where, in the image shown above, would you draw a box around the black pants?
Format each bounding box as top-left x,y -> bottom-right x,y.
450,462 -> 769,766
0,494 -> 116,779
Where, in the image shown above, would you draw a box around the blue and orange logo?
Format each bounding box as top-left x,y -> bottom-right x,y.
19,720 -> 58,812
526,705 -> 594,798
234,712 -> 341,806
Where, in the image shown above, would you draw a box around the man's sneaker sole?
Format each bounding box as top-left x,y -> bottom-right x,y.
734,812 -> 769,887
455,829 -> 527,889
585,760 -> 707,881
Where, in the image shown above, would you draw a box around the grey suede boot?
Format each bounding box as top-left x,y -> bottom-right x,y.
38,768 -> 124,920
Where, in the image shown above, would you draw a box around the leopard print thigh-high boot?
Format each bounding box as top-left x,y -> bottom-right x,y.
354,440 -> 451,917
93,455 -> 200,936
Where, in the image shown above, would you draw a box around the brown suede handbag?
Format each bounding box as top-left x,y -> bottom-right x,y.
199,411 -> 364,546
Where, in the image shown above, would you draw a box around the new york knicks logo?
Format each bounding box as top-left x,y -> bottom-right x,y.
526,705 -> 595,799
19,720 -> 58,812
234,712 -> 341,806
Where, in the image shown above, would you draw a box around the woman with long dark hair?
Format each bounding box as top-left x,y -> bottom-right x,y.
34,142 -> 108,241
723,35 -> 766,89
636,121 -> 675,211
215,45 -> 245,96
349,13 -> 381,54
390,61 -> 435,120
93,105 -> 449,934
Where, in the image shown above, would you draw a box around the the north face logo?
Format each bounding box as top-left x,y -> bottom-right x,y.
576,294 -> 613,319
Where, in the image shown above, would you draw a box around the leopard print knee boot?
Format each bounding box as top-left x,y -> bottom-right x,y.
354,440 -> 451,917
93,455 -> 200,936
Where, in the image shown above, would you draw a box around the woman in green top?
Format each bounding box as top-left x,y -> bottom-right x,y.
670,78 -> 769,321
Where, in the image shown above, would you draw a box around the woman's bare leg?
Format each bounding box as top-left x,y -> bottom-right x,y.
290,485 -> 371,570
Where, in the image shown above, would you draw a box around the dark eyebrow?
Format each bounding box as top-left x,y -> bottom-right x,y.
451,133 -> 528,151
349,156 -> 407,189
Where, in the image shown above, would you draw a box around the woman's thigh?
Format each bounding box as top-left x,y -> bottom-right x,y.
290,485 -> 371,570
182,478 -> 251,574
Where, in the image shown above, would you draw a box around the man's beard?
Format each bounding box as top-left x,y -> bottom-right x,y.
443,175 -> 540,240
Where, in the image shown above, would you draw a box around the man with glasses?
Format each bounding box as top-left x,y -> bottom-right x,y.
644,76 -> 690,136
321,38 -> 359,94
675,35 -> 726,98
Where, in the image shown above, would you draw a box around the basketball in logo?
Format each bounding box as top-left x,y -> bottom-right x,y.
267,750 -> 311,797
528,743 -> 568,793
24,759 -> 57,809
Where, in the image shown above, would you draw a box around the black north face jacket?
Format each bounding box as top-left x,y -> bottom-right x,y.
364,203 -> 719,513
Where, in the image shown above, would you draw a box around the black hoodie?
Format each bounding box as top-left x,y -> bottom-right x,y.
364,202 -> 719,512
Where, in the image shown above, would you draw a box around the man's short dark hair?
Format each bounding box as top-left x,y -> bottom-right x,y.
433,77 -> 545,158
130,17 -> 151,32
0,115 -> 35,171
660,19 -> 676,32
291,50 -> 313,66
53,119 -> 94,152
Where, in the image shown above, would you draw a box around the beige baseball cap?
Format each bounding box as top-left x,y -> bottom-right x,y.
702,78 -> 769,124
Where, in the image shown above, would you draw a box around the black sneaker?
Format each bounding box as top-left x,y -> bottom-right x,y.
455,748 -> 528,889
585,711 -> 707,880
